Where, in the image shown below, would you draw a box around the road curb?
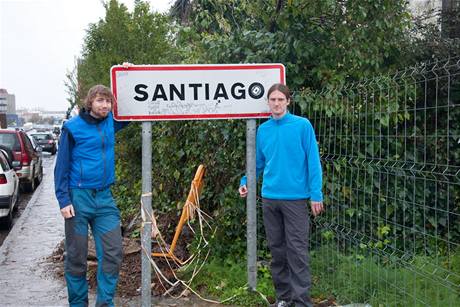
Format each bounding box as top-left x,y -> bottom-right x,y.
0,171 -> 47,258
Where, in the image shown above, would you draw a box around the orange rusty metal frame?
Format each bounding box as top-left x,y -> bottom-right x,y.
152,164 -> 206,265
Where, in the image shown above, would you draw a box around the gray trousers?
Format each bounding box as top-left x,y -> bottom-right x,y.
262,198 -> 312,307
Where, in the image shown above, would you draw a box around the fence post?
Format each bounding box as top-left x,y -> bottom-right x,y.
246,119 -> 257,290
141,122 -> 152,306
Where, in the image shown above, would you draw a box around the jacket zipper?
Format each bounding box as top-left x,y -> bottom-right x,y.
79,161 -> 83,187
96,124 -> 106,187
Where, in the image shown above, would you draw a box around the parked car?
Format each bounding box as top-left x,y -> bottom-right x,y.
0,129 -> 43,192
0,148 -> 19,229
30,132 -> 57,155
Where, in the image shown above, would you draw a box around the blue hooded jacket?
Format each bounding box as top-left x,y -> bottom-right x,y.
54,110 -> 127,209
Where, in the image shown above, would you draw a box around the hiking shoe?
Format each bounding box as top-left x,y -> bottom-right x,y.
270,300 -> 293,307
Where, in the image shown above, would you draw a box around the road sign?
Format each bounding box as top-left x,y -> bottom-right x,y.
110,64 -> 285,121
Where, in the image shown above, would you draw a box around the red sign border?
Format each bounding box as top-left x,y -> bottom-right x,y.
110,64 -> 285,121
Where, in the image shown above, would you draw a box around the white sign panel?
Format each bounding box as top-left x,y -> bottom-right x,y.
111,64 -> 285,121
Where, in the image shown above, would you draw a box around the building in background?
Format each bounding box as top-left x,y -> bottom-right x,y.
410,0 -> 460,38
0,88 -> 16,128
16,108 -> 66,126
0,88 -> 16,114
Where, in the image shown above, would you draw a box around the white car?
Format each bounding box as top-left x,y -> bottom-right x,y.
0,148 -> 20,229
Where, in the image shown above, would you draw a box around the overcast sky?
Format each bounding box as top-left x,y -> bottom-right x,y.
0,0 -> 172,111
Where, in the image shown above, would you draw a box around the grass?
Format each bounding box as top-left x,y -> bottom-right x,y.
310,245 -> 460,306
179,246 -> 460,306
178,258 -> 274,306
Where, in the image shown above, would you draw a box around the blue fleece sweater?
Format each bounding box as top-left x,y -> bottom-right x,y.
240,112 -> 323,202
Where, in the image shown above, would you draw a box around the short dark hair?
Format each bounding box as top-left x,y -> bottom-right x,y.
267,83 -> 291,101
84,85 -> 115,111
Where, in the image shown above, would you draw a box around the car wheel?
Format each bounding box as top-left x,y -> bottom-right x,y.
24,179 -> 35,192
12,193 -> 19,212
12,186 -> 19,211
24,167 -> 36,192
35,165 -> 43,186
0,209 -> 13,230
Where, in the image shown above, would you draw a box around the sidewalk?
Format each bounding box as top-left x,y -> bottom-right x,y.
0,162 -> 69,306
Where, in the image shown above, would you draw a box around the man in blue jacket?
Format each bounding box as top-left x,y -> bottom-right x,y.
55,84 -> 127,307
239,83 -> 324,307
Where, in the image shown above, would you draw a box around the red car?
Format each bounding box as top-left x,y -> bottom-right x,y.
0,129 -> 43,192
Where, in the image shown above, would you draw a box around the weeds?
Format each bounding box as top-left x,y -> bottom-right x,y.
180,246 -> 460,306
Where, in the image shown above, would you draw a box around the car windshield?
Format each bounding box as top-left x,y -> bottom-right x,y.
0,133 -> 20,151
32,134 -> 52,140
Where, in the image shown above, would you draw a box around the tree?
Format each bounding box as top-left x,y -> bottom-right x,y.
77,0 -> 181,98
174,0 -> 413,90
442,0 -> 460,38
73,0 -> 184,221
64,58 -> 81,119
170,0 -> 192,25
30,113 -> 41,123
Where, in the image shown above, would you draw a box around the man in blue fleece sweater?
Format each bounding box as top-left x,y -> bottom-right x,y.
239,83 -> 324,307
55,84 -> 127,307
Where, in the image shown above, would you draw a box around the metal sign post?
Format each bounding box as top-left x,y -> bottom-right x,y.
246,119 -> 257,290
141,122 -> 152,306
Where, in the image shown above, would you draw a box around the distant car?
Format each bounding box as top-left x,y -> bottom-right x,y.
0,148 -> 20,229
34,125 -> 52,132
30,132 -> 57,155
22,122 -> 34,132
0,129 -> 43,192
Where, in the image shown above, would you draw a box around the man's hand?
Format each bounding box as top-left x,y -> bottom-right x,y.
239,185 -> 248,198
122,62 -> 134,68
60,204 -> 75,219
311,201 -> 324,217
